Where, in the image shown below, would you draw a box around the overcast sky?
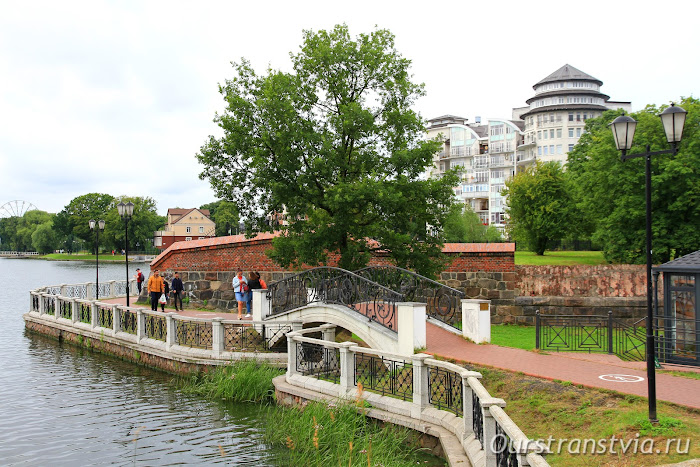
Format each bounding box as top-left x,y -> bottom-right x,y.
1,0 -> 698,216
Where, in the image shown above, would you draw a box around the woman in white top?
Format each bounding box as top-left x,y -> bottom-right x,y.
231,269 -> 249,319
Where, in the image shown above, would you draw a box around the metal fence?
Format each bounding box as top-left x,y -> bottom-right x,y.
535,311 -> 646,361
267,267 -> 403,331
355,353 -> 413,401
355,266 -> 465,330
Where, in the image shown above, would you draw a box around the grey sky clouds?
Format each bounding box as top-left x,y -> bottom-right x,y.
1,0 -> 697,215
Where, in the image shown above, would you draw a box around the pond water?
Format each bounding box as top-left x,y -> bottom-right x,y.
0,258 -> 279,465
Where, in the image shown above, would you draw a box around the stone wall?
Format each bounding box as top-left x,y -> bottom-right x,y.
148,236 -> 653,324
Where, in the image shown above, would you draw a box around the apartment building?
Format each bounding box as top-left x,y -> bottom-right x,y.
428,64 -> 631,228
154,208 -> 215,250
513,64 -> 631,165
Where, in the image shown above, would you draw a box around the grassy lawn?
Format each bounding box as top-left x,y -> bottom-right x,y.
491,324 -> 537,350
465,363 -> 700,467
40,253 -> 134,262
515,250 -> 608,266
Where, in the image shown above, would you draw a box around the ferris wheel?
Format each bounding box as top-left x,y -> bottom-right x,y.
0,200 -> 38,218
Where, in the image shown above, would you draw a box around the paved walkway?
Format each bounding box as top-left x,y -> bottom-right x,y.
425,322 -> 700,410
102,297 -> 250,320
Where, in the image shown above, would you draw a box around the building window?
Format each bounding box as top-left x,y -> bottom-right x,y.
556,144 -> 563,154
569,128 -> 574,138
538,146 -> 542,155
186,226 -> 191,233
543,146 -> 548,155
549,145 -> 555,154
185,237 -> 192,241
199,236 -> 205,240
556,128 -> 562,138
199,226 -> 204,233
576,128 -> 582,137
569,112 -> 574,122
549,129 -> 554,139
568,144 -> 575,152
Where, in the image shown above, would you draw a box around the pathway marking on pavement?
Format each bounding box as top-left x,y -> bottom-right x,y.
598,374 -> 645,383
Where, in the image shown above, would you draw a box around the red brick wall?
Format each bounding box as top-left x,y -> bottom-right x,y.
151,234 -> 515,274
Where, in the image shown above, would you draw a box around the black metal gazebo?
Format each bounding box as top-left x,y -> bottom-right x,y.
654,250 -> 700,366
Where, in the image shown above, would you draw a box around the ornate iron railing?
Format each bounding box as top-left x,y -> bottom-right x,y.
31,294 -> 40,312
428,366 -> 463,415
79,302 -> 91,324
58,298 -> 72,319
145,314 -> 166,341
121,309 -> 137,334
97,283 -> 111,299
97,304 -> 113,329
473,392 -> 484,448
114,281 -> 128,296
495,421 -> 519,466
296,341 -> 341,383
354,353 -> 413,401
536,311 -> 646,361
175,320 -> 213,349
354,266 -> 465,329
43,296 -> 55,316
65,284 -> 88,299
224,323 -> 292,351
267,267 -> 404,331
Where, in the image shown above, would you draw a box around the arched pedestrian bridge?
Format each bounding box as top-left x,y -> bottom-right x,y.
253,266 -> 487,355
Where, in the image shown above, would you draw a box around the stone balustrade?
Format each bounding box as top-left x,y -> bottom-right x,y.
282,327 -> 549,467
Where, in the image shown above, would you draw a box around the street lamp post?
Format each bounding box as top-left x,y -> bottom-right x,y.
609,103 -> 687,423
117,201 -> 135,306
89,219 -> 105,300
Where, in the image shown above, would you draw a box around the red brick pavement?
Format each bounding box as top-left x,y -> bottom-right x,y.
425,322 -> 700,410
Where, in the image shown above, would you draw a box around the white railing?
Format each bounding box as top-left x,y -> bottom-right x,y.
27,286 -> 296,362
34,279 -> 138,301
286,327 -> 550,467
0,251 -> 39,256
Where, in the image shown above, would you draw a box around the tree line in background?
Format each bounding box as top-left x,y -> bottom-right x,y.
504,96 -> 700,264
0,193 -> 165,254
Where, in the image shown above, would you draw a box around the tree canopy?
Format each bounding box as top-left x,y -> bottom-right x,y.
502,161 -> 578,255
443,204 -> 503,243
197,25 -> 457,276
567,97 -> 700,263
199,200 -> 240,236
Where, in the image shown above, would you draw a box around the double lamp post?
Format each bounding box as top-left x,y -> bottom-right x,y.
609,103 -> 687,423
117,201 -> 134,306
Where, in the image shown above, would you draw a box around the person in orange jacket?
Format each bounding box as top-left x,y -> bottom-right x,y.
147,269 -> 165,311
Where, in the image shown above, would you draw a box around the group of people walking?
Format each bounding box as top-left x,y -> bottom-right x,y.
144,269 -> 185,312
232,269 -> 266,319
137,268 -> 266,318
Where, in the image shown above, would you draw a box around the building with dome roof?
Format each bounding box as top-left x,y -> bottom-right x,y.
513,64 -> 631,165
427,65 -> 630,229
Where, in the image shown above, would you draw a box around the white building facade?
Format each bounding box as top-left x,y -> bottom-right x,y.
428,64 -> 630,228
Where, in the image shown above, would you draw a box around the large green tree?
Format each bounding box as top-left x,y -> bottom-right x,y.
567,97 -> 700,263
502,161 -> 578,255
443,204 -> 503,243
197,25 -> 458,276
55,193 -> 115,247
199,200 -> 240,236
102,196 -> 164,252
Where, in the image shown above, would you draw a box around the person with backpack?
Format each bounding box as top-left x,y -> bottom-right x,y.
134,268 -> 145,294
231,269 -> 248,319
246,271 -> 267,317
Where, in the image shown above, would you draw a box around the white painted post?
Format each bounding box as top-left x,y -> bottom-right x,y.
286,332 -> 300,378
86,283 -> 94,300
461,299 -> 491,344
165,312 -> 177,349
481,397 -> 507,467
320,323 -> 336,342
397,302 -> 426,355
212,318 -> 224,356
70,298 -> 78,323
53,297 -> 59,321
38,293 -> 45,315
60,284 -> 68,296
339,342 -> 355,393
112,305 -> 120,335
136,309 -> 144,341
108,280 -> 116,298
252,289 -> 269,321
462,373 -> 482,438
411,354 -> 431,417
91,303 -> 99,329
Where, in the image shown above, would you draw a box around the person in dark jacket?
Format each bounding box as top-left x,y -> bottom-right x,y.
160,279 -> 170,312
171,272 -> 184,311
246,271 -> 267,317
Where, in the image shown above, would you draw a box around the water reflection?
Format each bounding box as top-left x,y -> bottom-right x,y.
0,258 -> 278,465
